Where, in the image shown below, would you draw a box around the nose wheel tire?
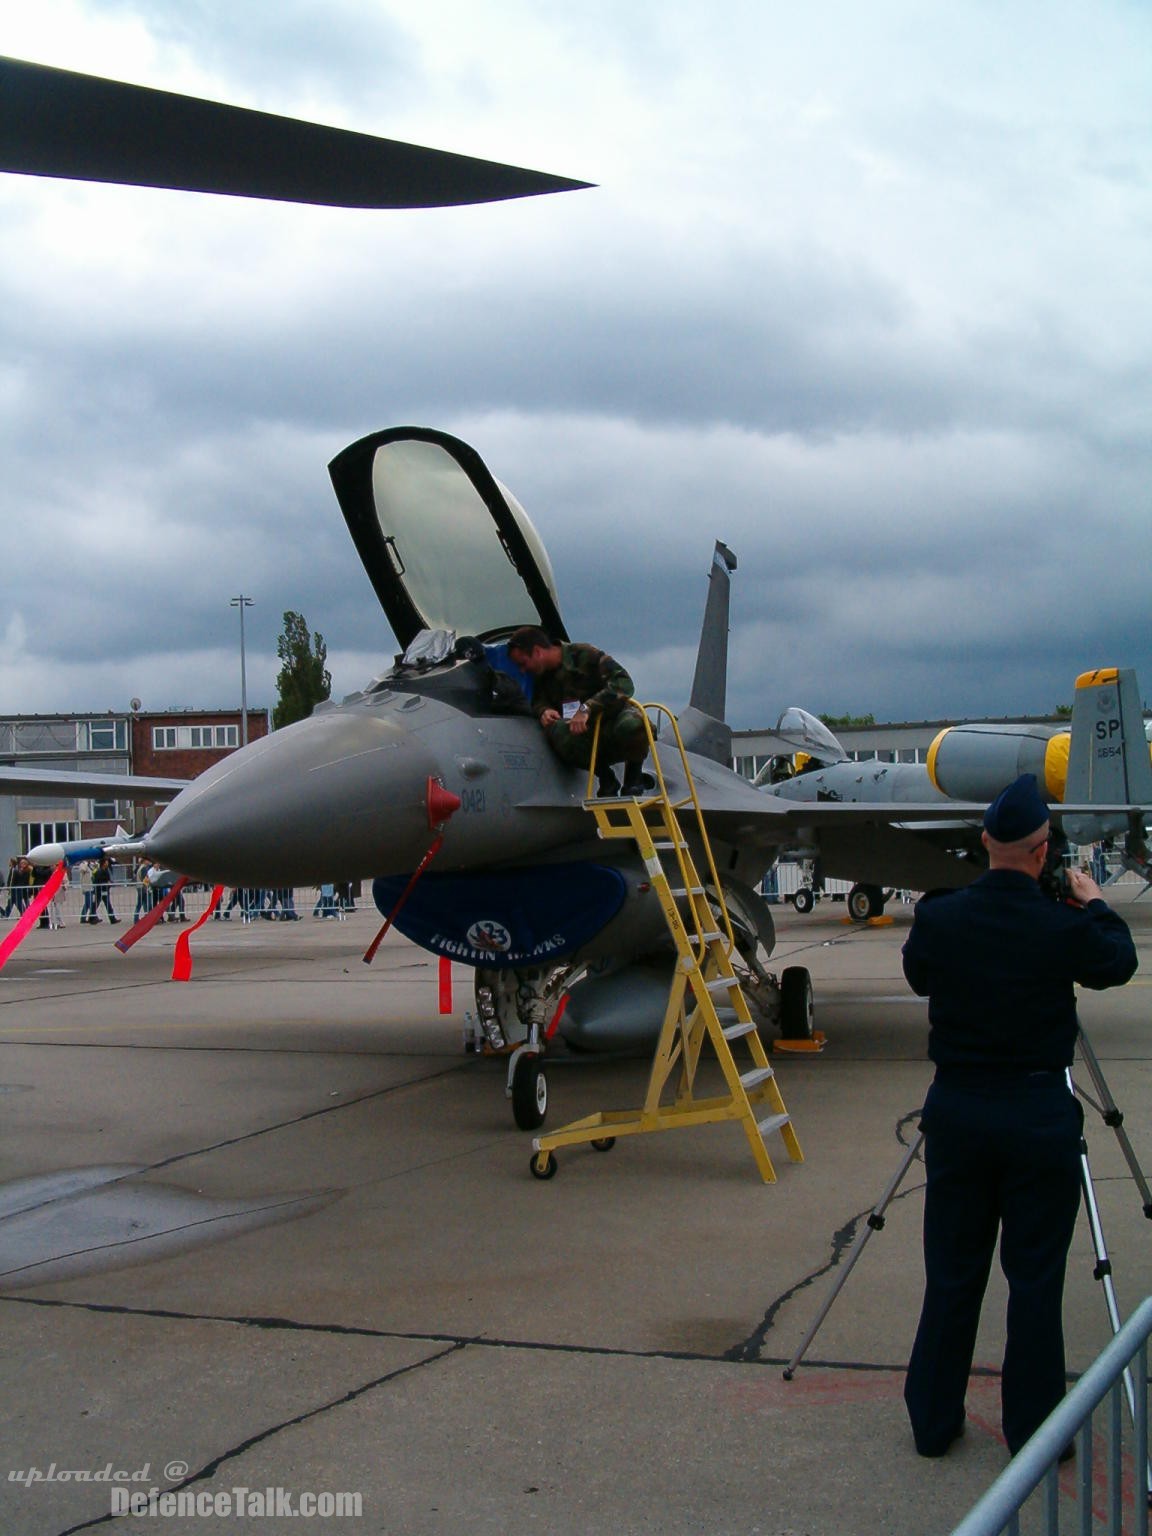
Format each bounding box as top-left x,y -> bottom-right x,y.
511,1054 -> 548,1130
780,965 -> 815,1041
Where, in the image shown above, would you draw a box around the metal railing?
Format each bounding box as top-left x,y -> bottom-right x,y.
952,1295 -> 1152,1536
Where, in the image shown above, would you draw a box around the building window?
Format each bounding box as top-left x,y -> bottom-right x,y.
78,719 -> 127,752
91,800 -> 121,820
153,724 -> 238,751
22,821 -> 79,852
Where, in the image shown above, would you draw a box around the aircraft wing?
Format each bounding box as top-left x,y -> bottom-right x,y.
0,56 -> 592,209
0,766 -> 186,800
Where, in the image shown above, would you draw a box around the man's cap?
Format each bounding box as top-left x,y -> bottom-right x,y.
983,773 -> 1049,843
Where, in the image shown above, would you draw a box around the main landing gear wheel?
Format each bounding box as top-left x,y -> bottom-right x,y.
847,883 -> 886,922
511,1054 -> 548,1131
530,1151 -> 558,1179
792,887 -> 815,915
780,966 -> 815,1041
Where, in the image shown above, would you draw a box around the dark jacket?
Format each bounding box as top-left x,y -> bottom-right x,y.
531,642 -> 638,724
902,869 -> 1137,1072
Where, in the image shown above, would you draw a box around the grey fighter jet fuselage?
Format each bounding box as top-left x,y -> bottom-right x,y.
140,429 -> 808,1064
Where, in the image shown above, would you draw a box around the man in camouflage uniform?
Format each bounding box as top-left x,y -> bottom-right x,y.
506,626 -> 649,796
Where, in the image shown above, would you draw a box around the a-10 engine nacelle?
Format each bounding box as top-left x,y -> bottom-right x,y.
927,723 -> 1070,803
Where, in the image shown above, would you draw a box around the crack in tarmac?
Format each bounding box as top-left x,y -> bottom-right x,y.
725,1108 -> 925,1365
51,1338 -> 469,1536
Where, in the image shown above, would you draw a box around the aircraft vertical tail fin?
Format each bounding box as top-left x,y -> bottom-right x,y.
677,541 -> 737,763
1065,668 -> 1152,803
1062,667 -> 1152,851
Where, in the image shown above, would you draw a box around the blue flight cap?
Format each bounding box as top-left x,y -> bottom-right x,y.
983,773 -> 1049,843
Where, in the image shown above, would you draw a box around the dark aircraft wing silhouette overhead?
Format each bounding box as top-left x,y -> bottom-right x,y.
0,55 -> 593,208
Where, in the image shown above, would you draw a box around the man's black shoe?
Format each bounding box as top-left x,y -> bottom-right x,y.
915,1417 -> 966,1458
595,768 -> 621,798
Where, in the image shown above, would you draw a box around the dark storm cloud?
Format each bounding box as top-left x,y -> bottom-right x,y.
2,2 -> 1149,729
96,0 -> 423,111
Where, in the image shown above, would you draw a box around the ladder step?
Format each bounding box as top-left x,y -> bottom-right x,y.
756,1111 -> 792,1138
722,1020 -> 756,1041
667,886 -> 705,898
706,975 -> 739,995
699,929 -> 723,942
741,1066 -> 775,1092
654,840 -> 687,852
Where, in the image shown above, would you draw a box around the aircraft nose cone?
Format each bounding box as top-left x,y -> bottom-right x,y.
146,705 -> 443,886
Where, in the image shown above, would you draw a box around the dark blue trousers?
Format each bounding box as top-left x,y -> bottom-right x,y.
904,1072 -> 1083,1455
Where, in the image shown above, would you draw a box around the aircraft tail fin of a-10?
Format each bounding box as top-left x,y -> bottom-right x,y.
1062,667 -> 1152,852
677,541 -> 737,764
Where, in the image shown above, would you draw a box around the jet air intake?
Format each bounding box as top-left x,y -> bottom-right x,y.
927,723 -> 1069,804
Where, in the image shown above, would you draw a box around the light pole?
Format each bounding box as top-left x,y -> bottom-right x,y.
230,595 -> 254,746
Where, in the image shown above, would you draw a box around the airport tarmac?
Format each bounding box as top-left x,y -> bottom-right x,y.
1,886 -> 1150,1535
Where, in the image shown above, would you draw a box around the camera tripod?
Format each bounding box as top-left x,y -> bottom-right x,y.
782,1027 -> 1152,1441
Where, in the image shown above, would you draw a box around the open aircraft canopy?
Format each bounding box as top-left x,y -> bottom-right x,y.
328,427 -> 568,651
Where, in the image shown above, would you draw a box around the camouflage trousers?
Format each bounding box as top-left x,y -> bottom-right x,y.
544,706 -> 648,770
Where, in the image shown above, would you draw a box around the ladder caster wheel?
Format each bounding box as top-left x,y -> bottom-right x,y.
530,1151 -> 558,1180
590,1137 -> 616,1151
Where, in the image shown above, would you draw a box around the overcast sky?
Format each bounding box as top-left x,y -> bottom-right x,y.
2,0 -> 1149,731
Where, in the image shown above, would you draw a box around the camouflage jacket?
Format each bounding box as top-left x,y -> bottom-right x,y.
532,643 -> 638,722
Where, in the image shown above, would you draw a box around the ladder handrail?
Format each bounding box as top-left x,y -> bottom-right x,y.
585,703 -> 737,959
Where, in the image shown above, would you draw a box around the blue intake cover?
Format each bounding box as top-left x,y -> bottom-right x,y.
372,863 -> 626,967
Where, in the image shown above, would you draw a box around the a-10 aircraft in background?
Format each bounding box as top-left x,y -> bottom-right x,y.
12,424 -> 1143,1132
760,668 -> 1152,918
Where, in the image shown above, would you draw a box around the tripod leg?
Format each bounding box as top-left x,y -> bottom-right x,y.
783,1131 -> 924,1380
1071,1071 -> 1152,1497
1075,1029 -> 1152,1219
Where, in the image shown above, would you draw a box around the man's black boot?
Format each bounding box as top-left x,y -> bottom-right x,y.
595,767 -> 621,798
621,763 -> 647,796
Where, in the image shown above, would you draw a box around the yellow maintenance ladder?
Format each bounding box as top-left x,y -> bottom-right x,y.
529,705 -> 803,1183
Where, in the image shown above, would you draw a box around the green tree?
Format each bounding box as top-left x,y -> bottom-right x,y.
273,610 -> 332,729
819,712 -> 875,729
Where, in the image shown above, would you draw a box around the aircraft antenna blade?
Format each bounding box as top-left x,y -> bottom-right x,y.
0,56 -> 594,208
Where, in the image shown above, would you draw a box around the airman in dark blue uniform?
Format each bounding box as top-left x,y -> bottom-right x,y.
901,774 -> 1137,1459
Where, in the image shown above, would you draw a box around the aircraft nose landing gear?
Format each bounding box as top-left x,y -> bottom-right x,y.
508,1046 -> 548,1130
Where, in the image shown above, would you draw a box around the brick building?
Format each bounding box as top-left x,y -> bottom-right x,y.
0,707 -> 269,853
131,709 -> 269,787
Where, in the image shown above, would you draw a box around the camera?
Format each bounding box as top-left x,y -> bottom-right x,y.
1038,830 -> 1073,902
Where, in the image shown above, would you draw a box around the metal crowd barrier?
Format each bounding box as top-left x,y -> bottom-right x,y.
952,1295 -> 1152,1536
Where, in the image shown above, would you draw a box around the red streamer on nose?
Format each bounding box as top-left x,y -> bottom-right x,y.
362,835 -> 444,964
114,877 -> 190,953
0,862 -> 67,972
